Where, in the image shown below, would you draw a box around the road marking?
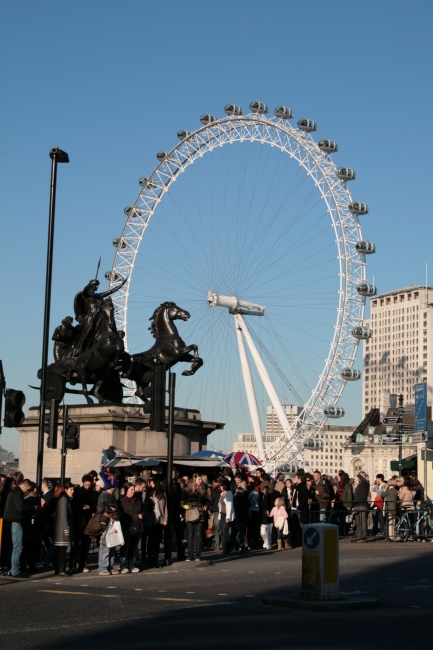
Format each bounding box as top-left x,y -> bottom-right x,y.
38,590 -> 118,598
152,597 -> 205,602
39,589 -> 204,603
107,586 -> 116,588
186,591 -> 195,594
248,571 -> 255,573
221,570 -> 229,572
134,589 -> 142,591
245,595 -> 256,597
158,590 -> 167,592
218,593 -> 228,596
183,602 -> 236,609
275,572 -> 281,575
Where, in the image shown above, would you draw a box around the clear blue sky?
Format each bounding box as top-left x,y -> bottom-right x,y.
1,1 -> 432,455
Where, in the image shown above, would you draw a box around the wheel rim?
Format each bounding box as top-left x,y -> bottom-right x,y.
108,109 -> 370,464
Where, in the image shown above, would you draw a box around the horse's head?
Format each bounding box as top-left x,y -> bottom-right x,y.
167,304 -> 190,322
149,302 -> 190,339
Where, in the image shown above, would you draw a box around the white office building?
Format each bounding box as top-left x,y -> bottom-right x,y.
362,285 -> 433,413
233,404 -> 302,456
233,405 -> 303,454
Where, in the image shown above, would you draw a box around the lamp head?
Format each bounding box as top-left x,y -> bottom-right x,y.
49,147 -> 69,163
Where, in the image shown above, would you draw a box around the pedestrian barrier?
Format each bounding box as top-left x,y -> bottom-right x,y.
385,501 -> 433,542
304,501 -> 433,543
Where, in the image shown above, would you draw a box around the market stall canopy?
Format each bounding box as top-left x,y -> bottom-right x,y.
143,455 -> 229,468
134,458 -> 163,467
191,450 -> 225,459
171,458 -> 229,468
102,457 -> 137,468
102,455 -> 229,469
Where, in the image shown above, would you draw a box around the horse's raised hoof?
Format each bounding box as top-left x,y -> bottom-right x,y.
182,370 -> 194,376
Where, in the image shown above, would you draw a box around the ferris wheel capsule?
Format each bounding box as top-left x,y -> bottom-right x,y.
303,437 -> 323,450
200,114 -> 217,125
224,104 -> 243,116
324,406 -> 345,418
318,139 -> 338,153
356,240 -> 376,254
139,177 -> 158,189
105,270 -> 122,282
156,151 -> 169,162
351,326 -> 372,340
348,202 -> 369,215
124,206 -> 143,218
340,367 -> 361,381
177,130 -> 191,140
297,118 -> 317,132
274,106 -> 293,119
112,237 -> 129,249
279,464 -> 297,474
336,167 -> 356,181
356,282 -> 377,297
249,101 -> 268,114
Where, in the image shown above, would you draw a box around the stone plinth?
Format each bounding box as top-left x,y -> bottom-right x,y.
18,404 -> 224,484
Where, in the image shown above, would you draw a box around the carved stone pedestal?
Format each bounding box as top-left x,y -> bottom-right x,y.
18,404 -> 223,484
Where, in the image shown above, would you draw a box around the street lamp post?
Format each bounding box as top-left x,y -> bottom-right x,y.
398,393 -> 404,477
164,371 -> 176,566
36,147 -> 69,486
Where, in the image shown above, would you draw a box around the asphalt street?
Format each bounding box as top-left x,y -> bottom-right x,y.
0,541 -> 432,650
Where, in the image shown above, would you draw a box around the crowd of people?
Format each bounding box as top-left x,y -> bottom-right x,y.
0,465 -> 427,578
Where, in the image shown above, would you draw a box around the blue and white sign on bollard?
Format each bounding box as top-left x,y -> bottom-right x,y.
301,523 -> 339,600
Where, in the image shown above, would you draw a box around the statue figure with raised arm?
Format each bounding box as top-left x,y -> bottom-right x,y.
73,277 -> 127,355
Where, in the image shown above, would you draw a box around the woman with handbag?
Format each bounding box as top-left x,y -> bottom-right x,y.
119,484 -> 143,573
147,476 -> 167,568
181,474 -> 207,561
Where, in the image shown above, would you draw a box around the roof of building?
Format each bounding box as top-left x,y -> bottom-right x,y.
373,285 -> 432,300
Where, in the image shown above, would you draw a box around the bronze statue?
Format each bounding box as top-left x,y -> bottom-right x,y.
39,275 -> 203,407
73,277 -> 127,354
123,302 -> 203,402
52,316 -> 76,361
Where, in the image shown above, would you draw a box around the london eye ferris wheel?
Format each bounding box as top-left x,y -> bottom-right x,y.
106,101 -> 376,470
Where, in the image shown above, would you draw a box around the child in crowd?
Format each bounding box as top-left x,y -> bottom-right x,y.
269,497 -> 290,550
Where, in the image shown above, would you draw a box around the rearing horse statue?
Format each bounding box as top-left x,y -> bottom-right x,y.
123,301 -> 203,401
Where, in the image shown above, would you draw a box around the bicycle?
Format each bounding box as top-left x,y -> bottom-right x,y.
394,504 -> 433,541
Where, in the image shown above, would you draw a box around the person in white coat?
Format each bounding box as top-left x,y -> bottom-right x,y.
219,480 -> 235,554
